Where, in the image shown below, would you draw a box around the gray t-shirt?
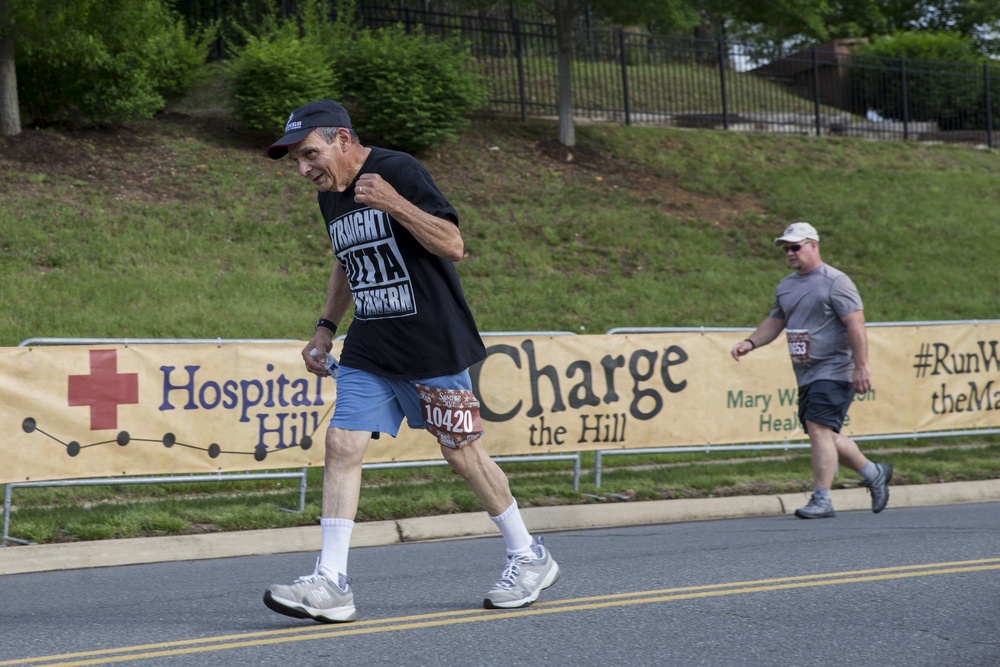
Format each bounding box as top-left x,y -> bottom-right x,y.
768,263 -> 864,386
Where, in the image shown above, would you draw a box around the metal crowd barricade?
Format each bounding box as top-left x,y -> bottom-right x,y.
592,323 -> 1000,488
362,454 -> 581,492
2,471 -> 309,545
3,334 -> 585,545
8,324 -> 1000,533
3,337 -> 311,545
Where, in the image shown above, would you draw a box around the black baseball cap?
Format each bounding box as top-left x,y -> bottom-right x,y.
266,100 -> 353,159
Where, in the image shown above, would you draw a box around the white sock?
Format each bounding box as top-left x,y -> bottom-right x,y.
489,499 -> 534,557
319,517 -> 354,577
814,487 -> 831,502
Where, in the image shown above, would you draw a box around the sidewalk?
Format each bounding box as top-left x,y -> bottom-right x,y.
3,479 -> 999,576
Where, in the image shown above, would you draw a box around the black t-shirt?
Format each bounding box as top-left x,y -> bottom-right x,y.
317,147 -> 486,380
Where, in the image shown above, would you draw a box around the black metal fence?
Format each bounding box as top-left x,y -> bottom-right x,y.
360,4 -> 1000,148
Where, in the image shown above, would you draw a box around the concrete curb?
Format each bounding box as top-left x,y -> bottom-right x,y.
3,479 -> 999,576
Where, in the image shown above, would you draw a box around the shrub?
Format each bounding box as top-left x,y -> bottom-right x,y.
855,31 -> 983,63
223,0 -> 484,151
15,0 -> 209,125
330,24 -> 487,153
848,31 -> 986,130
226,22 -> 337,133
148,16 -> 214,103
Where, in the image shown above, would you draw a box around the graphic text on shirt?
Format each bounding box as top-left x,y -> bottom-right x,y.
328,208 -> 415,320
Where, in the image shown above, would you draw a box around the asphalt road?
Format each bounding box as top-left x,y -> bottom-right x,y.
2,501 -> 998,667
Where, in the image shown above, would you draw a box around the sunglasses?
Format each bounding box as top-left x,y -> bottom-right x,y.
783,243 -> 811,252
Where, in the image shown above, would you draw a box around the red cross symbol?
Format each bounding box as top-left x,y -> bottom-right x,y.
68,350 -> 139,430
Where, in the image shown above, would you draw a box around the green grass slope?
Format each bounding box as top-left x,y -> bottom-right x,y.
1,113 -> 999,347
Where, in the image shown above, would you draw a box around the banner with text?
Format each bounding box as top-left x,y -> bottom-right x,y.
1,322 -> 997,483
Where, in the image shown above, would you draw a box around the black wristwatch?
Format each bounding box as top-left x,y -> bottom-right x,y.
315,318 -> 338,333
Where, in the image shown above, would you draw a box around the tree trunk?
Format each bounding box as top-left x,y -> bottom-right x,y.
0,32 -> 20,136
553,0 -> 575,147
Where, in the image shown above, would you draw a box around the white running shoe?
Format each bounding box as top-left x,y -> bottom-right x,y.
264,562 -> 357,623
483,537 -> 560,609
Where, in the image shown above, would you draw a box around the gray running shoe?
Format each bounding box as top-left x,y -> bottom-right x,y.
263,563 -> 357,623
483,537 -> 560,609
863,462 -> 893,513
794,493 -> 836,519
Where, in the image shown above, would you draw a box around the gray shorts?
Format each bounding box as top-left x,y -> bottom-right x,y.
798,379 -> 854,433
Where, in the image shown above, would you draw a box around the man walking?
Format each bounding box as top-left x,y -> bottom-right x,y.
261,100 -> 559,622
731,222 -> 892,519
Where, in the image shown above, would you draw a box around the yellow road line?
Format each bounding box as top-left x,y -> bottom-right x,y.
5,557 -> 1000,667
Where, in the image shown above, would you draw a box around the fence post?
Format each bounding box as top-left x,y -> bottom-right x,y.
985,62 -> 994,148
717,38 -> 729,130
619,29 -> 631,126
901,57 -> 910,140
2,484 -> 12,544
513,18 -> 527,122
812,48 -> 822,136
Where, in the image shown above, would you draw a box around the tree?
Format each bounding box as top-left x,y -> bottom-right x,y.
0,0 -> 71,135
444,0 -> 697,145
0,37 -> 17,135
705,0 -> 1000,59
0,0 -> 21,135
0,0 -> 208,135
500,0 -> 697,146
535,0 -> 1000,144
552,0 -> 576,146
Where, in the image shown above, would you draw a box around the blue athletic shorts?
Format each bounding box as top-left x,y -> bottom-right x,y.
330,365 -> 480,441
797,379 -> 854,433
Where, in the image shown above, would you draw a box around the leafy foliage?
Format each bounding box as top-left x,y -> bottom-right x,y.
225,0 -> 484,151
226,23 -> 337,133
848,32 -> 988,129
697,0 -> 1000,61
13,0 -> 209,125
329,24 -> 487,152
854,30 -> 984,63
